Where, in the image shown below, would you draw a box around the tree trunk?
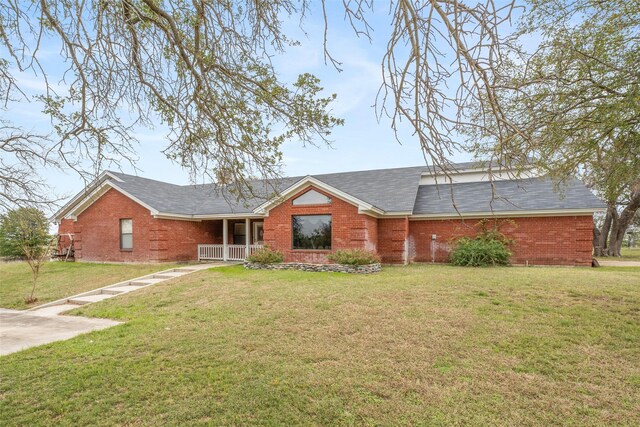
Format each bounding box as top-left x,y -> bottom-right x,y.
593,225 -> 602,256
597,206 -> 614,256
608,185 -> 640,256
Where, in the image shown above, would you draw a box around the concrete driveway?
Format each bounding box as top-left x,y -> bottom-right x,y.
0,309 -> 120,356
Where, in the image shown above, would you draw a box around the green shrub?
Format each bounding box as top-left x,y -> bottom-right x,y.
246,247 -> 284,264
450,237 -> 512,266
327,248 -> 380,265
449,220 -> 514,267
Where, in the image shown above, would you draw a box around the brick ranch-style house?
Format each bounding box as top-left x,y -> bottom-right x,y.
53,162 -> 605,266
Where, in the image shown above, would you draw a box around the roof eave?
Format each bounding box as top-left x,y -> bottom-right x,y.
51,171 -> 123,222
54,179 -> 160,222
409,207 -> 605,220
152,212 -> 264,221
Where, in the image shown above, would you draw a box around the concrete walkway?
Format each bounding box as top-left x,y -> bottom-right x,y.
0,263 -> 224,356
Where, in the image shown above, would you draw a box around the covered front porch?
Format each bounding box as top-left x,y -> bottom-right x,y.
197,218 -> 264,261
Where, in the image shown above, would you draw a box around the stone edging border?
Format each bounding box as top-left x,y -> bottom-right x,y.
244,261 -> 381,274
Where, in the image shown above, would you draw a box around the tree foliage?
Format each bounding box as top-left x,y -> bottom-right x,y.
0,207 -> 54,302
0,0 -> 517,210
467,0 -> 640,256
0,208 -> 50,257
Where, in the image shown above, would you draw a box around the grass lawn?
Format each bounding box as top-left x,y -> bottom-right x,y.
595,247 -> 640,262
0,261 -> 182,309
1,264 -> 639,426
621,247 -> 640,261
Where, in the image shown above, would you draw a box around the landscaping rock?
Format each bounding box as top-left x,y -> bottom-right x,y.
243,261 -> 381,274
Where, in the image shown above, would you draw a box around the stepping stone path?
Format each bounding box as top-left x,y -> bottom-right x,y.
28,264 -> 219,316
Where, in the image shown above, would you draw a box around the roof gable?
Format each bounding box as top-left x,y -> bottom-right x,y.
308,166 -> 426,213
254,177 -> 385,216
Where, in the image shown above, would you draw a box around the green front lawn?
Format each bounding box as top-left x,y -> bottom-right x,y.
621,247 -> 640,261
595,247 -> 640,262
1,264 -> 639,426
0,261 -> 181,309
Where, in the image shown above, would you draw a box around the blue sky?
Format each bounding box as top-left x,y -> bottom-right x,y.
6,2 -> 505,208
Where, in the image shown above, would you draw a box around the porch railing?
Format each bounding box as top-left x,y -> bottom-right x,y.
198,244 -> 263,261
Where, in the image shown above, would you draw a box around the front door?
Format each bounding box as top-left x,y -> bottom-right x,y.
233,223 -> 246,245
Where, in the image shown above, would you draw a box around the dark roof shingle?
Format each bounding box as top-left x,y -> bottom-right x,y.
109,166 -> 428,215
412,177 -> 606,215
105,169 -> 604,217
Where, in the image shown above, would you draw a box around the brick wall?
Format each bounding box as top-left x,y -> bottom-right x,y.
57,186 -> 594,266
378,218 -> 409,264
408,216 -> 594,266
263,186 -> 378,263
58,188 -> 216,262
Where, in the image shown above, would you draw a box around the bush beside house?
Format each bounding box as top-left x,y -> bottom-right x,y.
246,247 -> 284,264
327,249 -> 380,265
450,220 -> 513,267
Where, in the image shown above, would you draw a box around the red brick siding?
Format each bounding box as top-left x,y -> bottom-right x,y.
263,186 -> 378,263
378,218 -> 409,264
57,186 -> 594,267
59,188 -> 216,262
151,219 -> 216,261
409,216 -> 594,266
362,215 -> 379,253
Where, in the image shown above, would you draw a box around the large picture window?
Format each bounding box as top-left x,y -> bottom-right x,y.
292,215 -> 331,250
120,219 -> 133,250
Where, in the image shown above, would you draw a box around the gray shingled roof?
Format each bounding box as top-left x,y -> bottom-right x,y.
102,168 -> 603,217
109,172 -> 301,215
109,166 -> 428,215
412,177 -> 606,215
188,177 -> 302,215
309,167 -> 426,212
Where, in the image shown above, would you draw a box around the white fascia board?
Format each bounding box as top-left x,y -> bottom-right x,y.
419,167 -> 541,185
64,183 -> 112,219
383,211 -> 413,217
103,171 -> 124,182
409,208 -> 605,220
153,212 -> 264,221
357,209 -> 412,218
51,171 -> 127,222
253,176 -> 385,216
52,171 -> 111,221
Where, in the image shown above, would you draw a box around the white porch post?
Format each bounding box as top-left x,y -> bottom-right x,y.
222,218 -> 228,261
245,218 -> 250,259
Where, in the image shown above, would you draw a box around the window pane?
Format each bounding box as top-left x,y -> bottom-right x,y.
292,215 -> 331,249
292,189 -> 331,205
234,223 -> 246,235
120,219 -> 132,234
121,234 -> 133,249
